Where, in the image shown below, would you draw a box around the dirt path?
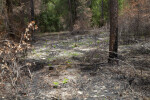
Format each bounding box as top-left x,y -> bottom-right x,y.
19,30 -> 150,100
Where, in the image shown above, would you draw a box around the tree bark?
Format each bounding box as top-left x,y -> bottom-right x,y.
68,0 -> 73,31
6,0 -> 13,34
30,0 -> 35,42
73,0 -> 77,22
101,0 -> 104,26
108,0 -> 118,64
30,0 -> 34,21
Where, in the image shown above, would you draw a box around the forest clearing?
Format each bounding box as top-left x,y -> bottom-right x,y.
0,0 -> 150,100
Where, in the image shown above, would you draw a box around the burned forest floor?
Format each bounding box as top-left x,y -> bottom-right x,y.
1,29 -> 150,100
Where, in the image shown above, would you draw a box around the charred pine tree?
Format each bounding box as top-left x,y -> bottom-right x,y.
68,0 -> 73,31
73,0 -> 77,23
6,0 -> 14,36
100,0 -> 104,27
30,0 -> 35,41
30,0 -> 34,21
108,0 -> 118,64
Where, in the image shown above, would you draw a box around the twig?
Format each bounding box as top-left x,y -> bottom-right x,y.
27,67 -> 32,80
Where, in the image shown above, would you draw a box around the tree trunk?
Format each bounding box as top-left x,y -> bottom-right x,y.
73,0 -> 77,22
30,0 -> 35,42
108,0 -> 118,64
68,0 -> 73,31
6,0 -> 13,34
30,0 -> 34,21
101,0 -> 104,27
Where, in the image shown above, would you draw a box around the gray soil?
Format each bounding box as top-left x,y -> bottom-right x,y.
2,30 -> 150,100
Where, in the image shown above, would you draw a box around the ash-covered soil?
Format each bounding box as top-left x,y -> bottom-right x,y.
1,30 -> 150,100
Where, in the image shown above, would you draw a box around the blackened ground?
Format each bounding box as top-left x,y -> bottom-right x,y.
1,30 -> 150,100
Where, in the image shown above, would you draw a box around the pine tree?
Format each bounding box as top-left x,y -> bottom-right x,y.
108,0 -> 119,64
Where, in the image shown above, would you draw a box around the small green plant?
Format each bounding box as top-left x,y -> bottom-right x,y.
105,39 -> 109,43
72,45 -> 75,48
62,78 -> 69,84
47,58 -> 51,61
36,54 -> 40,57
53,45 -> 56,48
89,41 -> 93,44
33,49 -> 36,54
46,49 -> 49,52
48,64 -> 52,67
100,32 -> 105,34
96,40 -> 100,44
78,42 -> 84,45
43,44 -> 46,48
45,40 -> 48,43
72,43 -> 78,48
66,60 -> 72,64
40,48 -> 43,51
61,42 -> 65,45
53,82 -> 59,86
72,53 -> 79,56
64,50 -> 67,53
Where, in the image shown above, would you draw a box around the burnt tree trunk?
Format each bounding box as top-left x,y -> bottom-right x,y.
30,0 -> 34,21
6,0 -> 13,35
101,0 -> 104,27
73,0 -> 77,22
68,0 -> 73,31
30,0 -> 35,42
108,0 -> 118,64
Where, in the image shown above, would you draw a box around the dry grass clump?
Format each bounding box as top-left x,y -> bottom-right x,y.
0,21 -> 37,97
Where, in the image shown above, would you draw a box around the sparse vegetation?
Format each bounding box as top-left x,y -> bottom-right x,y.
53,82 -> 59,87
62,78 -> 69,84
0,0 -> 149,99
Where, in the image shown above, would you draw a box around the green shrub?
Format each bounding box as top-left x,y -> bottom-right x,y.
36,10 -> 63,32
90,0 -> 125,27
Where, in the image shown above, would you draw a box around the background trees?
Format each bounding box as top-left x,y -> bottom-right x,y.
119,0 -> 150,43
0,0 -> 126,33
1,0 -> 149,35
90,0 -> 109,27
